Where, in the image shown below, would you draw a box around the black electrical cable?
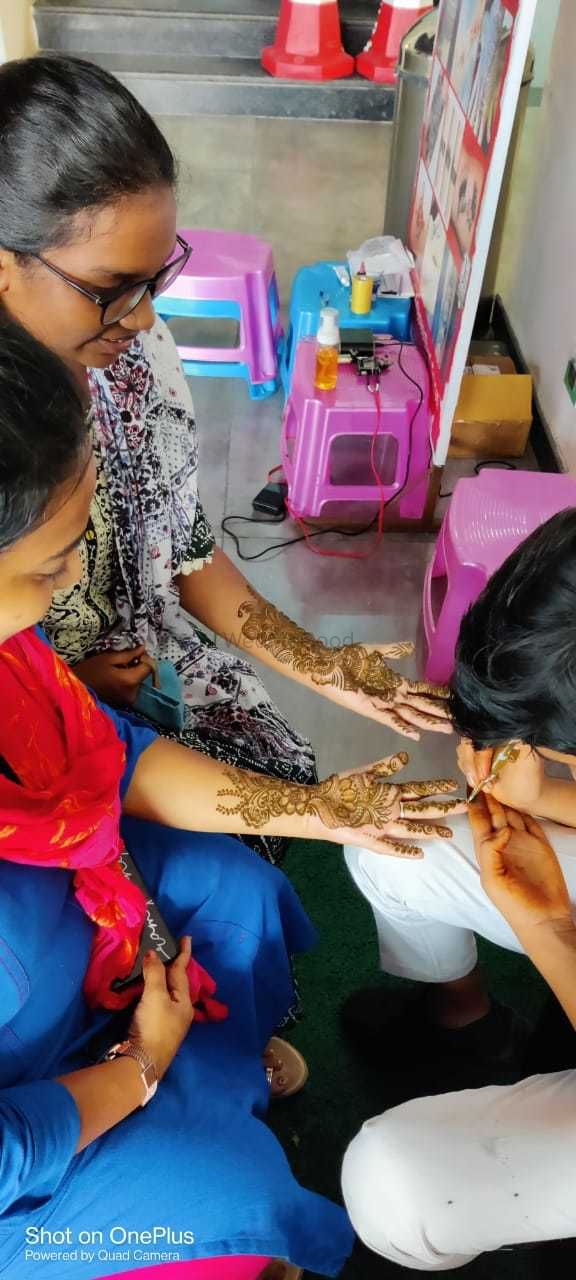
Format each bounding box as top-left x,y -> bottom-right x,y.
220,512 -> 379,562
439,457 -> 517,500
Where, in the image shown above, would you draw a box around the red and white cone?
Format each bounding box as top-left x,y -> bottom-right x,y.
356,0 -> 434,84
261,0 -> 354,81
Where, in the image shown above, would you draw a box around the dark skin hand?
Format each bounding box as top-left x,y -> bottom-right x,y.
469,792 -> 573,938
468,794 -> 576,1039
73,645 -> 155,707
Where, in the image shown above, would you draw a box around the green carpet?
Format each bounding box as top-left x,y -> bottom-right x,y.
269,839 -> 570,1280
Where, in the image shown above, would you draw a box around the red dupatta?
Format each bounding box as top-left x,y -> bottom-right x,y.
0,628 -> 226,1017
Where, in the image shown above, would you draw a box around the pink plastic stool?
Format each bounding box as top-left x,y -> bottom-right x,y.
423,470 -> 576,684
104,1256 -> 271,1280
155,229 -> 283,399
281,339 -> 431,520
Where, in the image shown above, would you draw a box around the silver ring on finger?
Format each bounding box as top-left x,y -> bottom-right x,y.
399,802 -> 406,820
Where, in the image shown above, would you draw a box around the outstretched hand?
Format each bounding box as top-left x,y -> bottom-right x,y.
308,751 -> 466,858
315,639 -> 452,741
235,589 -> 451,741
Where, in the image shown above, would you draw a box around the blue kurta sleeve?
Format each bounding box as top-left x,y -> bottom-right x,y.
0,1081 -> 80,1215
97,703 -> 158,799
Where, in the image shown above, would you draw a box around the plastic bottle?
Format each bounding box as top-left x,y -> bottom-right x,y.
351,262 -> 373,315
315,307 -> 340,392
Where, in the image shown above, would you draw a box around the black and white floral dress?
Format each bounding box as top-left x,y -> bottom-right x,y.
43,318 -> 316,863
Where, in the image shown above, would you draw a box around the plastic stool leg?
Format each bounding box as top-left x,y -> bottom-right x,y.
424,567 -> 487,684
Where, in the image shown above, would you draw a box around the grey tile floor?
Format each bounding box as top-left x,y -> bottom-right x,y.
190,372 -> 484,786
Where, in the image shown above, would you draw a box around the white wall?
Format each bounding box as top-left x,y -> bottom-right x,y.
0,0 -> 36,61
531,0 -> 560,88
506,0 -> 576,469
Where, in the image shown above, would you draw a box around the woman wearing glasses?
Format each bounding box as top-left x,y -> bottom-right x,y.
0,55 -> 452,868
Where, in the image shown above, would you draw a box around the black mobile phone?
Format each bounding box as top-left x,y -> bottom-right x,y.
110,852 -> 180,994
83,854 -> 180,1064
252,481 -> 288,519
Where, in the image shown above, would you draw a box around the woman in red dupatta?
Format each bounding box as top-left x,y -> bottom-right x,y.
0,321 -> 359,1278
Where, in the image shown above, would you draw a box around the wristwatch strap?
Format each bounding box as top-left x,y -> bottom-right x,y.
103,1039 -> 158,1106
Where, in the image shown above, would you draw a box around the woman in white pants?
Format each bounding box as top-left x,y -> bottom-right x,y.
341,509 -> 576,1270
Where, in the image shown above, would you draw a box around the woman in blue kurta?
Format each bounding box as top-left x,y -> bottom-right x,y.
0,694 -> 355,1280
0,325 -> 369,1280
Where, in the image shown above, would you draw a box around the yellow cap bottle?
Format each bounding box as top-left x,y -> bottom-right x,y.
351,263 -> 373,316
315,307 -> 340,392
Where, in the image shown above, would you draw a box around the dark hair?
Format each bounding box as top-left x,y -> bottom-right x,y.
450,508 -> 576,754
0,322 -> 88,551
0,55 -> 175,254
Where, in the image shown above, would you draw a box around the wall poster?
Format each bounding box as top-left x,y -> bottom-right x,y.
407,0 -> 538,461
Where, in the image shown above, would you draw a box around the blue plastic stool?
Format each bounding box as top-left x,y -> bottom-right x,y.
282,261 -> 413,394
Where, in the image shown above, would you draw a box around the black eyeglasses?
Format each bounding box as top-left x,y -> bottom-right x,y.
32,233 -> 192,327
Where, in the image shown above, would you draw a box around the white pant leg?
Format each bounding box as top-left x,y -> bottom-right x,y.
342,1069 -> 576,1271
344,814 -> 576,982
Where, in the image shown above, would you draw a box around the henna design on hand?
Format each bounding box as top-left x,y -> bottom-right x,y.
216,766 -> 401,831
398,822 -> 453,837
377,837 -> 422,858
376,641 -> 414,660
405,679 -> 450,700
398,778 -> 457,798
400,798 -> 463,815
379,709 -> 418,734
237,588 -> 404,703
369,752 -> 409,776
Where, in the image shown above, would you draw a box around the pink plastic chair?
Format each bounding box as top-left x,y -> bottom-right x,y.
155,229 -> 283,399
104,1256 -> 272,1280
280,338 -> 431,520
423,470 -> 576,684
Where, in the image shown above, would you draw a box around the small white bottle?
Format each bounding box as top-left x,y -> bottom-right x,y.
315,307 -> 340,392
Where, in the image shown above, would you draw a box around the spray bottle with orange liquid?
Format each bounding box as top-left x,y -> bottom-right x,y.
314,306 -> 340,392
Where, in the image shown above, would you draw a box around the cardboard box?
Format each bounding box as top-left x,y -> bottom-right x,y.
449,355 -> 532,459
